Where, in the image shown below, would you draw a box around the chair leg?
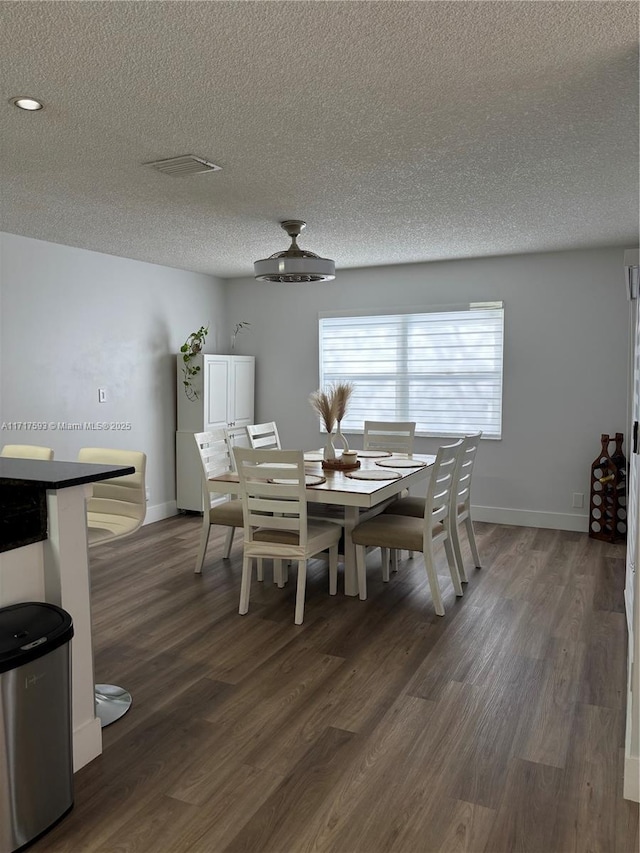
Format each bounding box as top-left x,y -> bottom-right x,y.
356,545 -> 367,600
222,526 -> 235,560
257,558 -> 264,582
408,551 -> 414,559
294,560 -> 307,625
194,520 -> 211,574
381,547 -> 390,582
423,546 -> 445,616
274,559 -> 285,588
390,550 -> 399,574
444,536 -> 463,597
329,545 -> 338,595
449,519 -> 468,583
465,516 -> 482,568
239,555 -> 253,615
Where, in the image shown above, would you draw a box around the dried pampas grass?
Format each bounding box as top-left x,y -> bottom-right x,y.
309,382 -> 355,434
332,382 -> 354,424
309,388 -> 336,433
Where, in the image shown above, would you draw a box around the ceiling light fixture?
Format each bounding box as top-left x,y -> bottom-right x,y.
144,154 -> 221,176
254,220 -> 335,283
9,95 -> 44,111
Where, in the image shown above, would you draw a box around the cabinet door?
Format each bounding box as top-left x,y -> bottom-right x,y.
204,359 -> 230,430
229,358 -> 255,427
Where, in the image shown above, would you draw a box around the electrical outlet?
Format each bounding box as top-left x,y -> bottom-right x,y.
572,492 -> 584,509
98,388 -> 107,403
145,487 -> 150,502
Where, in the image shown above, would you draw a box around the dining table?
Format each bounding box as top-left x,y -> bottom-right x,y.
207,449 -> 436,596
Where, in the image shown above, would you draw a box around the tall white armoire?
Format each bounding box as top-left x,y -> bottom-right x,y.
176,354 -> 255,511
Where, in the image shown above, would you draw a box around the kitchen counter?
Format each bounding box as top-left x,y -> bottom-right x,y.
0,458 -> 134,770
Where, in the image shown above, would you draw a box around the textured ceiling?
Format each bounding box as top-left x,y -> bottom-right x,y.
1,1 -> 638,279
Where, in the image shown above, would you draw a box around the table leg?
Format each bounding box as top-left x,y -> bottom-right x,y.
343,505 -> 360,596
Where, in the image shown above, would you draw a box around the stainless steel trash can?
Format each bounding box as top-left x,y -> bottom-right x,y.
0,602 -> 74,853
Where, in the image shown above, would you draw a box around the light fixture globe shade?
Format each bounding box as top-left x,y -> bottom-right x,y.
253,255 -> 336,283
254,220 -> 335,283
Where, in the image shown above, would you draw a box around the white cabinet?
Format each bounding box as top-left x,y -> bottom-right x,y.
176,355 -> 254,511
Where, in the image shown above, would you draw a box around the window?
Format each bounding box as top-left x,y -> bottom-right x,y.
319,302 -> 504,439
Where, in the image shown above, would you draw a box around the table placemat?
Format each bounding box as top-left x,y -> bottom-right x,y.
375,458 -> 427,469
355,450 -> 392,458
345,468 -> 401,480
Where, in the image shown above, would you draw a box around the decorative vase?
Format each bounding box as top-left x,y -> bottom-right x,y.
335,421 -> 349,452
324,431 -> 336,461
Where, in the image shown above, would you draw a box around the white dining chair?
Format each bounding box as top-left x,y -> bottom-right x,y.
1,444 -> 54,460
233,447 -> 342,625
363,421 -> 416,455
246,421 -> 281,450
351,439 -> 464,614
363,420 -> 417,564
193,430 -> 245,573
383,432 -> 482,581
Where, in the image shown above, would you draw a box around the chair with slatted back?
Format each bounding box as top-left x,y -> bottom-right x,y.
244,423 -> 287,580
363,421 -> 416,455
246,422 -> 281,451
448,432 -> 482,580
193,429 -> 245,573
351,439 -> 464,615
383,432 -> 482,582
234,447 -> 342,625
1,444 -> 54,460
363,421 -> 417,566
77,446 -> 147,726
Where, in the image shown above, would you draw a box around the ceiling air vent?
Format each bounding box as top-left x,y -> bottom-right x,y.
145,155 -> 222,176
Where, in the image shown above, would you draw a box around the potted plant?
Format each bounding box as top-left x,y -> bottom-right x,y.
231,321 -> 251,352
332,382 -> 354,451
309,382 -> 356,463
180,325 -> 208,400
309,387 -> 337,460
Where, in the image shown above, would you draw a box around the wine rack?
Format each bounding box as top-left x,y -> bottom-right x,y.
588,432 -> 627,542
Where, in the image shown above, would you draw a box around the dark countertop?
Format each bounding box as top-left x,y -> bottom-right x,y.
0,458 -> 135,489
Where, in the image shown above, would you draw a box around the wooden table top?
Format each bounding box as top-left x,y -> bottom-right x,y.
209,452 -> 436,510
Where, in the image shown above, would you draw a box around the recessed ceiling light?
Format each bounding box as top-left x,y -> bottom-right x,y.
9,96 -> 44,111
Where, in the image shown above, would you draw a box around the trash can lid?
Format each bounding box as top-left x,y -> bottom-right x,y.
0,602 -> 74,673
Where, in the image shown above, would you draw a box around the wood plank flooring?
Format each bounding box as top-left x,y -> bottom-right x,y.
32,515 -> 639,853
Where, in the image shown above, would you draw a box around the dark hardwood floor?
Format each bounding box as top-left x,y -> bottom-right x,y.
32,515 -> 639,852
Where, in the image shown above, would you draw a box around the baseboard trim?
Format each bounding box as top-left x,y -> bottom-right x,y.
472,505 -> 589,532
73,715 -> 102,772
143,501 -> 178,525
624,753 -> 640,802
143,500 -> 588,532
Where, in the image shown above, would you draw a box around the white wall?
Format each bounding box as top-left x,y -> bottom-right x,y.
0,232 -> 226,520
226,247 -> 630,531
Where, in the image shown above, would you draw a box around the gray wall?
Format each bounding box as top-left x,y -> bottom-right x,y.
226,247 -> 630,531
1,234 -> 630,531
0,232 -> 226,520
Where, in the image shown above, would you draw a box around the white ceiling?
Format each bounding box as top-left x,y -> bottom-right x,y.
1,1 -> 638,279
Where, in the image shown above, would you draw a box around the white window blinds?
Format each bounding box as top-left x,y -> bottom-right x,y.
319,302 -> 504,439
